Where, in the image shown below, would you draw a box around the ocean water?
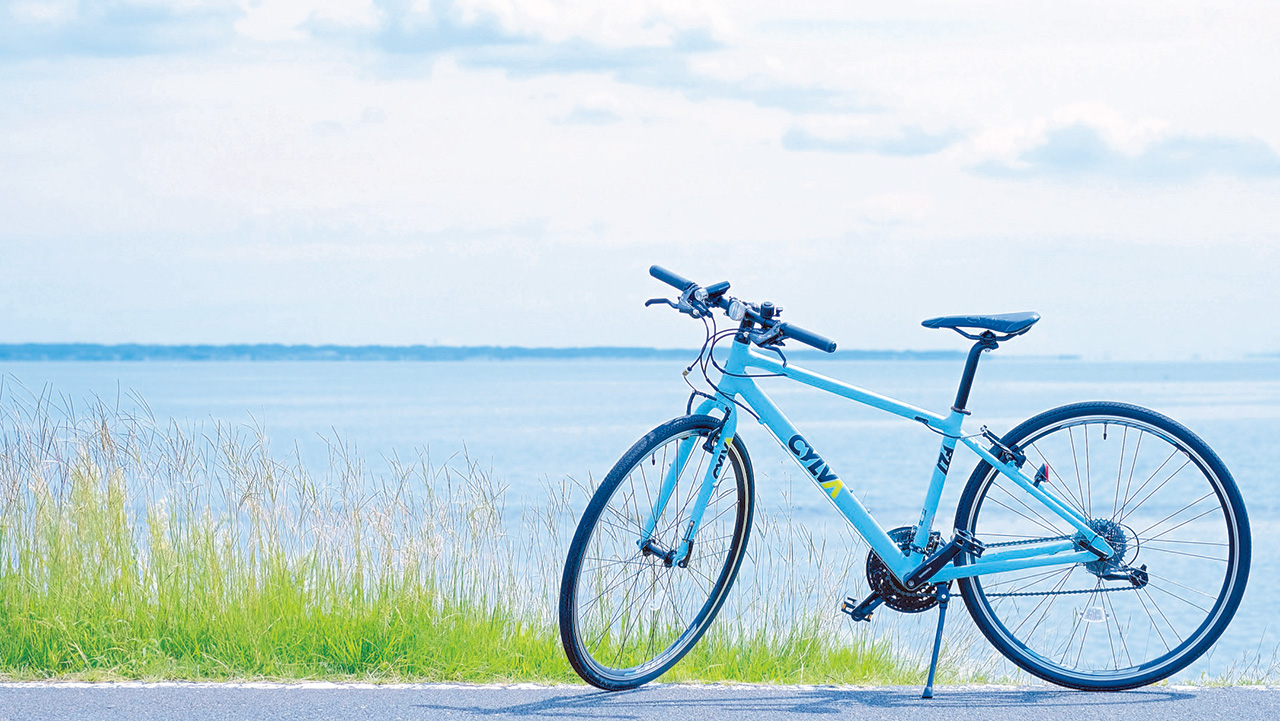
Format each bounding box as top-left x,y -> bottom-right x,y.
3,356 -> 1278,680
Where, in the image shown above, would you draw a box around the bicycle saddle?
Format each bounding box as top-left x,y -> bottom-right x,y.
921,311 -> 1040,335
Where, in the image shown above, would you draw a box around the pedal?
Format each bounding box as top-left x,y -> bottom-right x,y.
840,593 -> 884,622
903,529 -> 985,591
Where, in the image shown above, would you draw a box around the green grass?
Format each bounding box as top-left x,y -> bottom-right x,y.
0,387 -> 944,684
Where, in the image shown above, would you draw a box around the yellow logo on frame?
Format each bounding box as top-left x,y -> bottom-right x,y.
820,478 -> 843,499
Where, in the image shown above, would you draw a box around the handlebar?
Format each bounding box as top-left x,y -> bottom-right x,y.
649,266 -> 697,292
776,322 -> 838,354
648,265 -> 838,353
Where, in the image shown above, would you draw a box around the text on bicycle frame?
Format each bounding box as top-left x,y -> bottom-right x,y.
787,434 -> 844,499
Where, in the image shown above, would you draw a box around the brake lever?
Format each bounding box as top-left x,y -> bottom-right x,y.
645,293 -> 706,318
747,325 -> 788,367
756,343 -> 787,367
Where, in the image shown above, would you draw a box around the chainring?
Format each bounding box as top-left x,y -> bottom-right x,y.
865,525 -> 943,613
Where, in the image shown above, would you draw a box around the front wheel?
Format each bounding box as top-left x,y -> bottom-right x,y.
954,402 -> 1250,690
559,415 -> 755,690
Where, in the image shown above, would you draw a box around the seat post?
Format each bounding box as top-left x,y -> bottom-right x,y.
952,332 -> 999,413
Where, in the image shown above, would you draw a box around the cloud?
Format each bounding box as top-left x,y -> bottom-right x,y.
0,1 -> 857,113
0,0 -> 239,59
2,2 -> 860,113
376,13 -> 852,113
977,122 -> 1280,181
781,126 -> 960,156
357,0 -> 530,55
460,40 -> 849,112
555,105 -> 622,125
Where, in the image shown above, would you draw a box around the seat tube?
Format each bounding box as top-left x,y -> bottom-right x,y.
912,415 -> 964,559
912,445 -> 952,558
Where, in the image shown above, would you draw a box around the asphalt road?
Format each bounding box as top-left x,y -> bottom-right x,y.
3,682 -> 1275,720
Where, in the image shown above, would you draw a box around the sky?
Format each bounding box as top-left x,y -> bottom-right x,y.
1,1 -> 1278,360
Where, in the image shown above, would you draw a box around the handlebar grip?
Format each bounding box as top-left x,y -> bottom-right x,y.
778,322 -> 838,353
649,265 -> 696,292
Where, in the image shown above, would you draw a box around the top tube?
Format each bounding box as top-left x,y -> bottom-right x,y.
728,341 -> 959,434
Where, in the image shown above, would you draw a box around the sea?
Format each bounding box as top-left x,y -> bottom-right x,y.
3,354 -> 1278,680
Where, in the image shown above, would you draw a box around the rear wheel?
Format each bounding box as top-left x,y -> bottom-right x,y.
559,415 -> 754,690
954,402 -> 1249,690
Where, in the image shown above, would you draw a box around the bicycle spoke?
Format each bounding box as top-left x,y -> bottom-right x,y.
1116,448 -> 1181,520
1008,566 -> 1075,638
988,566 -> 1077,595
1134,587 -> 1172,652
658,571 -> 689,631
591,563 -> 647,651
984,492 -> 1067,537
584,558 -> 651,610
1140,587 -> 1185,645
1139,545 -> 1227,563
1135,497 -> 1218,542
1029,444 -> 1089,518
640,451 -> 657,534
1083,424 -> 1093,517
958,411 -> 1246,686
1144,570 -> 1220,600
1066,583 -> 1103,668
1110,426 -> 1129,520
990,475 -> 1074,533
1139,537 -> 1227,547
1103,591 -> 1135,668
1144,581 -> 1211,614
1102,589 -> 1120,671
597,512 -> 644,539
1068,427 -> 1089,519
566,421 -> 750,684
612,572 -> 656,665
580,555 -> 649,571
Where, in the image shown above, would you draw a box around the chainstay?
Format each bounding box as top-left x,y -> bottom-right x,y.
977,535 -> 1136,597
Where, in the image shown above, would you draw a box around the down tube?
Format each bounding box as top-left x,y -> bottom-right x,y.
735,381 -> 911,577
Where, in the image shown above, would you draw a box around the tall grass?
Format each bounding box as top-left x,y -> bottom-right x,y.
0,384 -> 951,684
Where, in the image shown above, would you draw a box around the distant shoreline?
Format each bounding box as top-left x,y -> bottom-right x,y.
0,343 -> 987,362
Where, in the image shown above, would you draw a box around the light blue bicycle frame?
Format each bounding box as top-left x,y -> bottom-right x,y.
640,337 -> 1115,584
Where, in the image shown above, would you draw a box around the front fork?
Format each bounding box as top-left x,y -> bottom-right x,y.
638,401 -> 739,568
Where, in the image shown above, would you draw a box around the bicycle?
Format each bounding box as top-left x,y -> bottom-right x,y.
558,266 -> 1250,697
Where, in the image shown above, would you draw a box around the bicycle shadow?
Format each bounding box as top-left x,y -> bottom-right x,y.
410,684 -> 1197,719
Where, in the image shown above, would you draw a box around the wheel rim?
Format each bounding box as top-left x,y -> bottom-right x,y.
571,428 -> 748,683
964,414 -> 1245,683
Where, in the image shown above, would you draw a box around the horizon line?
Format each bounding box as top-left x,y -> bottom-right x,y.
0,342 -> 991,362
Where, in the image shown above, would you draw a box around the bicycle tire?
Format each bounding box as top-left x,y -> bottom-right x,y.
559,414 -> 754,690
953,401 -> 1250,690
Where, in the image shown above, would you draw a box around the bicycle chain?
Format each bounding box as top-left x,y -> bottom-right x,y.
984,534 -> 1072,548
984,585 -> 1140,598
977,534 -> 1140,598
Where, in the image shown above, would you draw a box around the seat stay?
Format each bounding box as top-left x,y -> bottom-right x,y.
956,434 -> 1115,558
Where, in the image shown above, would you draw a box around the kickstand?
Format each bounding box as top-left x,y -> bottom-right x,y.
921,582 -> 951,699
